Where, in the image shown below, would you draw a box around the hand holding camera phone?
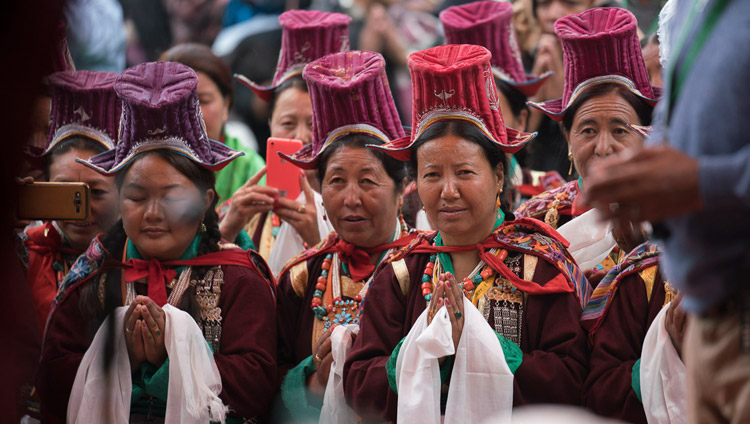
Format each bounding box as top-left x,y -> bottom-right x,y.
266,137 -> 303,200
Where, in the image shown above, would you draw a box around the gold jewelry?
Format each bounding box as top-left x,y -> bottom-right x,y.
125,327 -> 133,334
315,354 -> 321,362
297,203 -> 306,214
568,152 -> 574,176
200,219 -> 207,233
152,325 -> 161,336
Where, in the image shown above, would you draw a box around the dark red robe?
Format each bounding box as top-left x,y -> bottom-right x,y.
343,232 -> 589,422
36,245 -> 278,423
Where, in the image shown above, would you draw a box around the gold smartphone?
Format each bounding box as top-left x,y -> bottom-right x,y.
17,182 -> 90,221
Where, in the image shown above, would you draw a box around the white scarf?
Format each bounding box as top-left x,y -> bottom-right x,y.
556,209 -> 617,271
68,304 -> 228,424
640,302 -> 687,424
395,297 -> 513,424
319,324 -> 360,424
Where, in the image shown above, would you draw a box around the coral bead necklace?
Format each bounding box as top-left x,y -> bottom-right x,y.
421,248 -> 508,303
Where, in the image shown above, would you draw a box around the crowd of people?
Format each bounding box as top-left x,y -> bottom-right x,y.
9,0 -> 750,423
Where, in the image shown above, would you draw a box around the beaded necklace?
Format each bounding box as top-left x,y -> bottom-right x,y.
311,217 -> 407,325
421,248 -> 507,303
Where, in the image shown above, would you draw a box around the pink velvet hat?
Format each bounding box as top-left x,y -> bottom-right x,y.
78,62 -> 243,175
371,44 -> 535,161
26,70 -> 121,163
235,10 -> 351,103
280,50 -> 404,170
528,7 -> 661,121
440,0 -> 550,97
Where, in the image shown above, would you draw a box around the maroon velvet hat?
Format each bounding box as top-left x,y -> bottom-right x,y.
78,62 -> 243,175
371,44 -> 535,161
280,50 -> 404,170
440,1 -> 550,97
235,10 -> 351,103
528,7 -> 661,121
26,70 -> 121,162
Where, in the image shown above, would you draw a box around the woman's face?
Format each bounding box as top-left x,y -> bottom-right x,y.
119,154 -> 214,261
197,72 -> 229,141
49,148 -> 119,251
535,0 -> 594,35
269,86 -> 317,189
416,134 -> 504,246
566,92 -> 645,180
320,145 -> 400,248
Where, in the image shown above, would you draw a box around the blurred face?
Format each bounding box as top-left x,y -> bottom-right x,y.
642,40 -> 663,87
536,0 -> 594,34
29,95 -> 51,149
566,92 -> 645,180
119,154 -> 214,261
416,134 -> 504,246
320,146 -> 400,248
270,86 -> 317,189
49,148 -> 118,251
197,72 -> 229,141
496,88 -> 528,131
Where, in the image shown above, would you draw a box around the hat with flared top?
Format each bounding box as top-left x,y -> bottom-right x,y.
280,50 -> 404,170
371,44 -> 535,161
77,61 -> 243,175
528,7 -> 661,121
234,10 -> 351,103
440,0 -> 551,97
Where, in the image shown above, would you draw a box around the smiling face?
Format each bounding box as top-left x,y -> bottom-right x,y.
566,92 -> 645,180
49,147 -> 119,251
119,153 -> 214,260
320,145 -> 401,248
416,134 -> 504,246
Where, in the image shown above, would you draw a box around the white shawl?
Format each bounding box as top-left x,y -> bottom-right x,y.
395,297 -> 513,424
68,304 -> 228,423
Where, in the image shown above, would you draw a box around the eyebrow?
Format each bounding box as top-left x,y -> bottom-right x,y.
576,118 -> 598,128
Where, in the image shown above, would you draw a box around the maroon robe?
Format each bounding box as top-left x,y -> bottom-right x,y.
582,266 -> 670,423
37,257 -> 278,422
343,233 -> 589,422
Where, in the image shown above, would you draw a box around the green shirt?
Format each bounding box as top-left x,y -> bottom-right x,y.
215,133 -> 266,203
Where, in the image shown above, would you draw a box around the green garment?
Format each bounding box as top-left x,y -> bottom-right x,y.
385,331 -> 522,395
234,229 -> 255,251
126,234 -> 201,274
131,360 -> 170,415
280,355 -> 323,421
632,358 -> 642,402
215,133 -> 266,203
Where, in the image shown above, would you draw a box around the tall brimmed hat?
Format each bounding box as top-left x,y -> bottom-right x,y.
440,0 -> 551,97
77,62 -> 243,175
26,70 -> 120,162
235,10 -> 351,103
528,7 -> 661,121
280,50 -> 405,170
371,44 -> 535,161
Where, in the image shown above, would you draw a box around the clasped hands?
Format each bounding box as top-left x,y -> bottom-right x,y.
124,295 -> 167,372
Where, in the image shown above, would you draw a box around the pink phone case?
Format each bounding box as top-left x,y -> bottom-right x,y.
266,137 -> 304,199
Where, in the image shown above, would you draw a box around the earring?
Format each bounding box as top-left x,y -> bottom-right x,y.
568,152 -> 574,176
200,218 -> 207,233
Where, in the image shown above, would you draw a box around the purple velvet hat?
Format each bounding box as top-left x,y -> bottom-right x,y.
439,1 -> 550,97
372,44 -> 536,162
280,50 -> 405,169
529,7 -> 661,121
26,70 -> 120,162
235,10 -> 351,103
78,62 -> 243,175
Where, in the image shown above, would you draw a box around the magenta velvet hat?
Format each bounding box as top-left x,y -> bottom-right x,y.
26,70 -> 121,163
371,44 -> 535,161
78,62 -> 243,175
440,1 -> 550,97
280,50 -> 405,169
235,10 -> 351,103
528,7 -> 661,121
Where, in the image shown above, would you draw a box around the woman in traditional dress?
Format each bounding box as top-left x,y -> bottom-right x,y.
273,50 -> 415,422
581,241 -> 685,423
344,44 -> 591,422
21,70 -> 121,333
221,10 -> 350,274
36,62 -> 277,423
159,43 -> 266,206
515,8 -> 660,279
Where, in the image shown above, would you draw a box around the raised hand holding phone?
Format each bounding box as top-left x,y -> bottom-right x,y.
266,137 -> 303,200
274,172 -> 321,247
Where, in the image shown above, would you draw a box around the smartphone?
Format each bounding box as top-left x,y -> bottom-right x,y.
266,137 -> 304,199
17,182 -> 90,221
